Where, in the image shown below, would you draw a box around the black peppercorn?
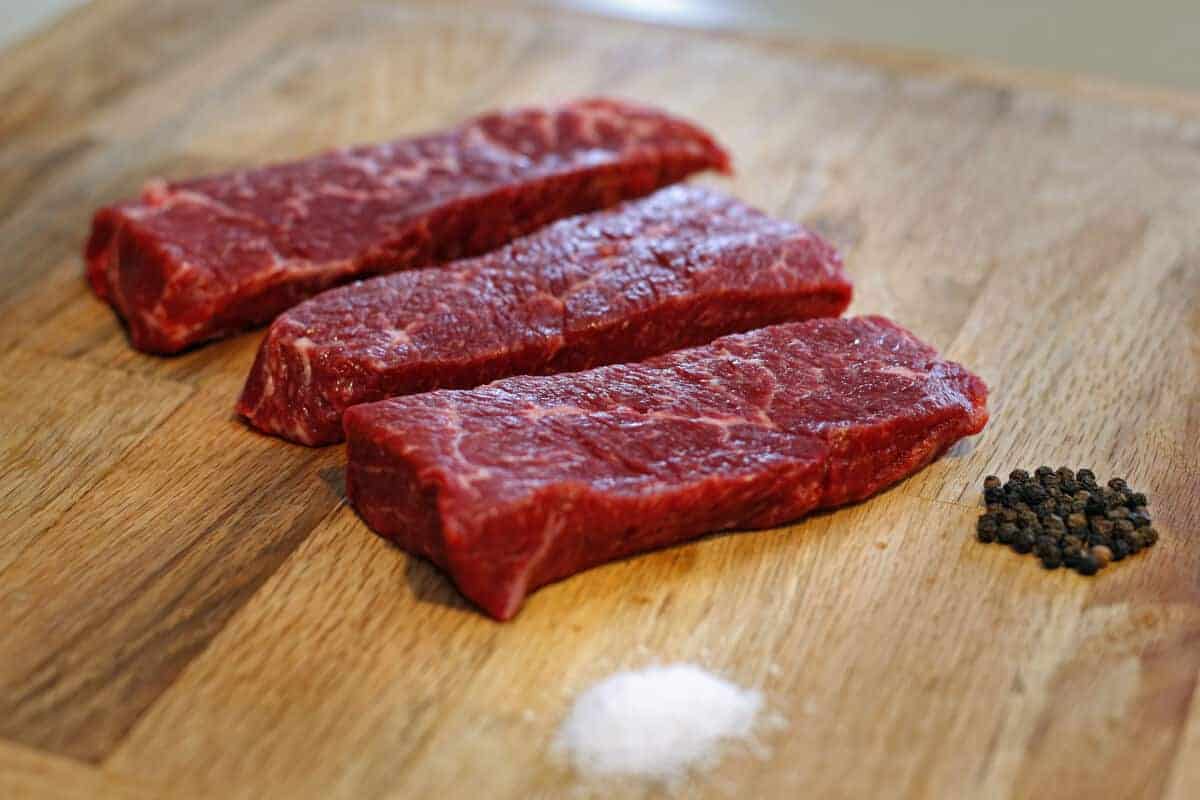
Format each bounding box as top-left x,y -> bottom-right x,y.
1024,484 -> 1048,504
1034,544 -> 1060,565
1012,530 -> 1035,554
972,469 -> 1154,576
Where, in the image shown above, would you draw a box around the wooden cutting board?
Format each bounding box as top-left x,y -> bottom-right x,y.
1,1 -> 1198,797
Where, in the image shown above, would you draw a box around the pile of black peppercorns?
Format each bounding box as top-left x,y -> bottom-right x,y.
976,467 -> 1158,574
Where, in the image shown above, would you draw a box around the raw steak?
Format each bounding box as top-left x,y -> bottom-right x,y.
345,316 -> 989,620
239,186 -> 851,446
85,98 -> 730,353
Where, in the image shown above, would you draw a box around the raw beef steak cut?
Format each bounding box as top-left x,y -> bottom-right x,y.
345,316 -> 989,620
239,186 -> 851,446
85,98 -> 730,353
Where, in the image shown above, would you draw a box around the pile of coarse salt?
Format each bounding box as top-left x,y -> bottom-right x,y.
556,663 -> 764,782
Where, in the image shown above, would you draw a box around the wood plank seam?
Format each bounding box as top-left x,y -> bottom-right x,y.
96,500 -> 354,748
0,736 -> 191,799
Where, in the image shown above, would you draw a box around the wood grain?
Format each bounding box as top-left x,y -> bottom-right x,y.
0,349 -> 191,574
0,1 -> 1198,797
0,385 -> 344,760
0,740 -> 172,800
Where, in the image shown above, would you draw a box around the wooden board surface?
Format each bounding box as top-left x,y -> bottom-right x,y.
1,1 -> 1198,797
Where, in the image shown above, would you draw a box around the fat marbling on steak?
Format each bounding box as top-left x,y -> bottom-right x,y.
238,186 -> 851,446
85,98 -> 730,353
345,316 -> 989,620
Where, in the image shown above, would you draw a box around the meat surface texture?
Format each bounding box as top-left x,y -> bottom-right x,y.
238,186 -> 851,446
84,98 -> 730,353
345,316 -> 989,620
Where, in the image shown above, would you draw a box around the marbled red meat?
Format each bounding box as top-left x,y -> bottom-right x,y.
84,98 -> 730,353
345,316 -> 989,620
238,186 -> 851,446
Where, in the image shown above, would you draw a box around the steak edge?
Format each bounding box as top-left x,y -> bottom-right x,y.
238,186 -> 851,446
85,98 -> 730,353
345,316 -> 989,620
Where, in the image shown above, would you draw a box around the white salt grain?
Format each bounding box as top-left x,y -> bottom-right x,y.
556,663 -> 763,782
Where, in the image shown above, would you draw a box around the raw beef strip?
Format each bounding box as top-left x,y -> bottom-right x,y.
239,186 -> 851,446
345,316 -> 989,620
84,98 -> 730,353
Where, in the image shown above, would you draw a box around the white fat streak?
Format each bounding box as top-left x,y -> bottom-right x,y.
386,328 -> 413,346
125,188 -> 262,226
291,336 -> 315,387
259,372 -> 275,405
441,402 -> 493,490
340,153 -> 384,177
522,403 -> 587,421
385,159 -> 431,184
879,364 -> 926,380
238,369 -> 276,419
502,512 -> 566,620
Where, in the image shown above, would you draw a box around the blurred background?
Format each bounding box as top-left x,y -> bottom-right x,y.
6,0 -> 1198,90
